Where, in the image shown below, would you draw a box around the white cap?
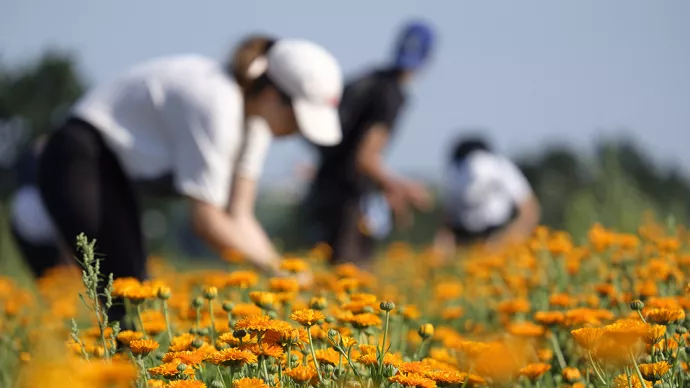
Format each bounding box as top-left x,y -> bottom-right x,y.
265,39 -> 343,146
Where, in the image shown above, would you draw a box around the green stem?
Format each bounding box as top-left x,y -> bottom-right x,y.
629,351 -> 646,388
549,331 -> 567,369
399,321 -> 407,354
260,355 -> 270,382
625,367 -> 633,388
307,328 -> 323,381
636,310 -> 647,323
162,300 -> 173,344
588,351 -> 607,386
287,347 -> 292,369
138,355 -> 149,387
135,304 -> 147,339
209,301 -> 217,347
216,366 -> 226,387
379,311 -> 390,375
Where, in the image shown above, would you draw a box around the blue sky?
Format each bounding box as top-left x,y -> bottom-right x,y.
2,0 -> 689,184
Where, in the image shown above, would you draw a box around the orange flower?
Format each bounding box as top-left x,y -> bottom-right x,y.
166,381 -> 207,388
205,348 -> 258,366
291,309 -> 325,327
225,271 -> 259,289
645,308 -> 686,325
534,311 -> 565,326
234,315 -> 273,333
643,324 -> 666,345
280,258 -> 309,273
232,378 -> 268,388
249,291 -> 276,308
148,360 -> 196,377
129,339 -> 159,356
231,303 -> 263,318
638,361 -> 672,381
284,365 -> 318,383
348,313 -> 382,329
507,322 -> 545,338
612,374 -> 652,388
116,330 -> 144,345
161,350 -> 206,366
519,363 -> 551,381
269,278 -> 300,293
389,373 -> 437,388
497,298 -> 531,315
571,327 -> 604,350
562,367 -> 582,382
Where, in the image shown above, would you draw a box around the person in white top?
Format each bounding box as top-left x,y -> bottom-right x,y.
36,36 -> 343,296
434,136 -> 541,256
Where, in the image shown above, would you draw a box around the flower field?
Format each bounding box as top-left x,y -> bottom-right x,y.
2,220 -> 690,388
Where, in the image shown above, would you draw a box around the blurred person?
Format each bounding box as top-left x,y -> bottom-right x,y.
304,21 -> 436,268
37,35 -> 343,297
9,136 -> 72,277
433,136 -> 540,257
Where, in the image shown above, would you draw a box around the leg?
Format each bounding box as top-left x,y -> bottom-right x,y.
38,121 -> 146,322
330,199 -> 375,268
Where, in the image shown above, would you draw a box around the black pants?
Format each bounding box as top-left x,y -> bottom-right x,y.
305,194 -> 374,267
37,118 -> 147,286
10,224 -> 62,278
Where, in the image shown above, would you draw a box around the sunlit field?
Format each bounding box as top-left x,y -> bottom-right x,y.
1,219 -> 689,388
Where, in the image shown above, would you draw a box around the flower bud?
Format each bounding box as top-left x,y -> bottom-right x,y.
203,286 -> 218,300
418,323 -> 434,340
328,329 -> 339,339
630,300 -> 644,311
310,297 -> 328,310
290,354 -> 300,363
362,306 -> 375,314
210,381 -> 224,388
157,286 -> 172,300
325,316 -> 336,324
380,301 -> 396,312
233,329 -> 248,339
676,326 -> 688,335
191,297 -> 204,309
177,362 -> 188,372
192,338 -> 204,349
222,301 -> 234,313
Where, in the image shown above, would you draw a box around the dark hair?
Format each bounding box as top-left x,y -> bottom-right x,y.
228,35 -> 277,94
451,136 -> 491,163
227,34 -> 292,106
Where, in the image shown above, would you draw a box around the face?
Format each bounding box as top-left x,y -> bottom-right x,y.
257,87 -> 299,137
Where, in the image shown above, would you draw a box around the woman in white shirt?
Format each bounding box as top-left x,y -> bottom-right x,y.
434,136 -> 541,255
36,36 -> 343,290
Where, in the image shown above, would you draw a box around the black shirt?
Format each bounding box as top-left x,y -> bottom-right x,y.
310,68 -> 406,204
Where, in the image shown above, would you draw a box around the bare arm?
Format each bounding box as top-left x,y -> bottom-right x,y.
486,195 -> 541,250
190,186 -> 280,274
227,174 -> 281,265
355,124 -> 396,191
356,125 -> 431,227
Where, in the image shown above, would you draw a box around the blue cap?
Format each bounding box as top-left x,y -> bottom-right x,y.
394,21 -> 435,70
